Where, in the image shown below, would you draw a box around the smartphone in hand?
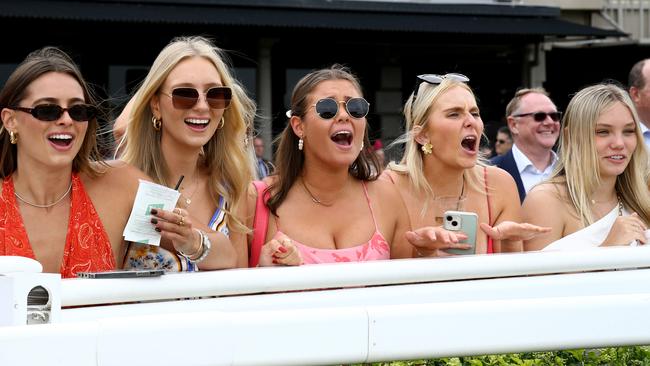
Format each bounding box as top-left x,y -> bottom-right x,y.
443,210 -> 478,255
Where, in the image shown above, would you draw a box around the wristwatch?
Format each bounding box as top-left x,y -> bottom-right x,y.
193,229 -> 212,264
178,229 -> 212,264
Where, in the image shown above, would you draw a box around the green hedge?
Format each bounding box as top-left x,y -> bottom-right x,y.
353,346 -> 650,365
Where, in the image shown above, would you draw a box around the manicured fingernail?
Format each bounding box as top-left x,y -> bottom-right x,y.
150,208 -> 158,215
155,227 -> 161,232
278,246 -> 288,253
272,259 -> 279,264
151,218 -> 158,224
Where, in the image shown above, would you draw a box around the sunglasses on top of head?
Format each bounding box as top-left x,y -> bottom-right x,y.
9,104 -> 98,122
512,111 -> 562,123
412,73 -> 470,102
161,87 -> 232,110
310,97 -> 370,120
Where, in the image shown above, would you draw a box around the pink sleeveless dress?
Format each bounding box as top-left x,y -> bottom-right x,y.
273,181 -> 390,264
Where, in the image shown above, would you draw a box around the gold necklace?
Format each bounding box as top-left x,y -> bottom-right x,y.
301,178 -> 336,207
14,181 -> 73,209
180,171 -> 200,208
590,196 -> 617,205
590,195 -> 623,216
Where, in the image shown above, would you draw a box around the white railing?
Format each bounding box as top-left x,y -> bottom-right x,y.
2,247 -> 650,365
60,246 -> 650,306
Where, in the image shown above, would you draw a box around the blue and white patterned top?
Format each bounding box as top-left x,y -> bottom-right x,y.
123,196 -> 229,272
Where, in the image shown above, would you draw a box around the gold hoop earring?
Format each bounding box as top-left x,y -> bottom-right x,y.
9,131 -> 17,144
152,116 -> 162,130
421,142 -> 433,155
217,116 -> 225,129
298,137 -> 304,151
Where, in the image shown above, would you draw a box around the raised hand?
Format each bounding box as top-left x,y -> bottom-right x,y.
405,226 -> 471,257
150,207 -> 201,256
480,221 -> 551,241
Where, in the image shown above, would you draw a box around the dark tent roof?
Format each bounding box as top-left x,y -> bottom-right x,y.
0,0 -> 625,37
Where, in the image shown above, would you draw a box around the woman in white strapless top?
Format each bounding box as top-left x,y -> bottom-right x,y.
522,83 -> 650,252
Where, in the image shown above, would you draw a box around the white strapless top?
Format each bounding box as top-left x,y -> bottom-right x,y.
542,206 -> 647,251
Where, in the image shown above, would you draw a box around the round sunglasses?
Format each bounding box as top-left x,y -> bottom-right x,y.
162,87 -> 232,110
311,97 -> 370,120
512,111 -> 562,122
10,104 -> 97,122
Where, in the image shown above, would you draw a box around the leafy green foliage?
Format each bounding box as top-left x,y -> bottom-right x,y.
349,346 -> 650,366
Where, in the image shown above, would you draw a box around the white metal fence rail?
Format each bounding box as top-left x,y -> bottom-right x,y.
1,246 -> 650,365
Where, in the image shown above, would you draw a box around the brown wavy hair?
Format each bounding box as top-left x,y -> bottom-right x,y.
0,46 -> 102,178
267,64 -> 378,215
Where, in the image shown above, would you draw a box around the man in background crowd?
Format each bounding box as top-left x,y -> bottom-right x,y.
494,126 -> 513,156
491,88 -> 560,202
628,58 -> 650,148
254,137 -> 274,179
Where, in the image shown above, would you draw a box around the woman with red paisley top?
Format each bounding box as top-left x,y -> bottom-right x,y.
0,47 -> 146,278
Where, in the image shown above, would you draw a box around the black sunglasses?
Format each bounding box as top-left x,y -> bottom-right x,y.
412,73 -> 470,102
311,97 -> 370,119
10,104 -> 97,122
512,111 -> 562,122
162,87 -> 232,110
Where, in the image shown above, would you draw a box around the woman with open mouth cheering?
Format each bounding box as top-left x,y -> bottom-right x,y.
117,36 -> 256,271
382,74 -> 549,257
248,65 -> 412,266
0,47 -> 146,277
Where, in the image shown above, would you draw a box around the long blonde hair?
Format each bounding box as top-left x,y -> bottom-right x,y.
120,36 -> 256,232
552,83 -> 650,226
388,78 -> 485,209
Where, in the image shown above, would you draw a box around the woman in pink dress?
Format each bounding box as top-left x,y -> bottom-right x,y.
247,65 -> 412,266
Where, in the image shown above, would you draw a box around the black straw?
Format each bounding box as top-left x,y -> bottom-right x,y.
173,175 -> 185,191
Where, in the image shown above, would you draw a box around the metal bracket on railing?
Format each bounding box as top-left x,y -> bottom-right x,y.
0,257 -> 60,326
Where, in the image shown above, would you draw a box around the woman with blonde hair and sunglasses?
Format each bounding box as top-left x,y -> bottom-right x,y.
523,83 -> 650,251
247,65 -> 413,266
117,36 -> 256,270
0,47 -> 148,277
382,74 -> 549,257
